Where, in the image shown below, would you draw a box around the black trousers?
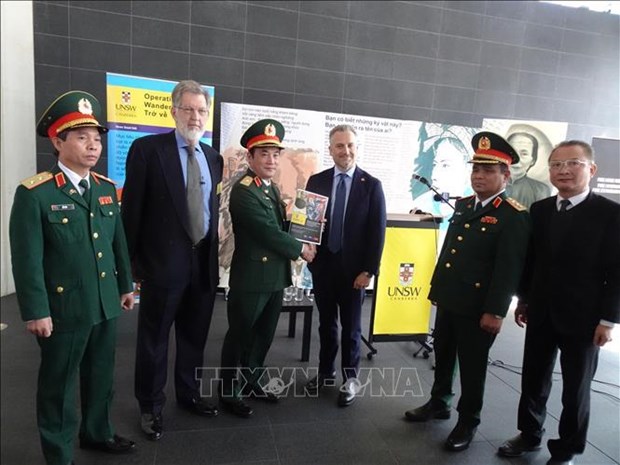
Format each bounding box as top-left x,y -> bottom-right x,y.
135,279 -> 215,414
312,253 -> 364,380
518,319 -> 599,460
430,307 -> 496,427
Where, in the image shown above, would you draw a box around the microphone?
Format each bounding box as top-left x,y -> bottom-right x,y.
433,193 -> 461,202
412,174 -> 431,186
412,172 -> 456,211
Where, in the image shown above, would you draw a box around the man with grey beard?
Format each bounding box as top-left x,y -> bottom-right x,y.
121,80 -> 224,441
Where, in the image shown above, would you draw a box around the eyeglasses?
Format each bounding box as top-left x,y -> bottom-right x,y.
176,106 -> 209,117
548,159 -> 589,171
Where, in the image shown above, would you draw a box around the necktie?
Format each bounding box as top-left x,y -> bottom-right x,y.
186,144 -> 205,244
328,173 -> 347,253
559,199 -> 571,212
78,178 -> 91,204
474,201 -> 482,212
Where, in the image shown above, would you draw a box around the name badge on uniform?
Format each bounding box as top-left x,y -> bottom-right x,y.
98,196 -> 113,205
216,182 -> 222,195
51,204 -> 75,211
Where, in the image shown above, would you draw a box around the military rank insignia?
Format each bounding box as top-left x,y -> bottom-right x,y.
239,176 -> 253,187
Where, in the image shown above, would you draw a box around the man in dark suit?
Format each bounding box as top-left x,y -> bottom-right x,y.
10,91 -> 136,465
121,80 -> 223,441
304,124 -> 387,407
219,119 -> 315,417
498,141 -> 620,465
404,132 -> 531,452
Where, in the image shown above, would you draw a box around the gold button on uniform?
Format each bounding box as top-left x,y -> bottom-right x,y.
100,272 -> 106,278
62,218 -> 69,224
445,263 -> 451,268
97,252 -> 103,258
262,257 -> 268,262
475,282 -> 481,288
56,286 -> 64,293
464,223 -> 470,229
93,232 -> 99,239
90,213 -> 95,218
481,227 -> 486,232
457,236 -> 463,241
108,211 -> 113,216
450,249 -> 456,254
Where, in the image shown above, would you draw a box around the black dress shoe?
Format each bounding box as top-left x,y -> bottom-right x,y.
80,434 -> 136,454
498,434 -> 542,457
546,459 -> 574,465
305,373 -> 336,391
337,389 -> 356,407
178,397 -> 219,417
445,423 -> 477,452
337,381 -> 358,407
141,413 -> 163,441
220,397 -> 254,418
242,384 -> 280,403
404,401 -> 451,422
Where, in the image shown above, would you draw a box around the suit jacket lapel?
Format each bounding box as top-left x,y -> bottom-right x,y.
200,142 -> 217,233
159,132 -> 192,238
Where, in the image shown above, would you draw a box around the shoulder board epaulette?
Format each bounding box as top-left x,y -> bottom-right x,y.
505,197 -> 527,211
20,172 -> 53,189
239,176 -> 253,187
91,172 -> 117,185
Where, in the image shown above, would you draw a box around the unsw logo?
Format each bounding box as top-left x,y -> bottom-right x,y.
387,262 -> 422,298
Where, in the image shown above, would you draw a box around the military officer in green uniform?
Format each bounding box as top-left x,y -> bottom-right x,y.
404,132 -> 531,452
9,91 -> 136,465
219,119 -> 316,417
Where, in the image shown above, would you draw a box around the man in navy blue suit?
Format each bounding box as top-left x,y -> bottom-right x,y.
121,80 -> 223,441
498,140 -> 620,465
304,124 -> 387,407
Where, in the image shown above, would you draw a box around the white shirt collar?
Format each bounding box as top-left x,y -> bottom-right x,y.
557,188 -> 589,210
58,161 -> 89,191
476,189 -> 506,208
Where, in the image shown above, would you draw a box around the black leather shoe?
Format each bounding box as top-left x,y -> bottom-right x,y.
546,459 -> 574,465
178,397 -> 218,417
80,434 -> 136,454
404,401 -> 451,422
337,389 -> 356,407
498,434 -> 542,457
306,373 -> 337,391
220,397 -> 254,418
140,413 -> 163,441
445,423 -> 477,452
242,384 -> 280,403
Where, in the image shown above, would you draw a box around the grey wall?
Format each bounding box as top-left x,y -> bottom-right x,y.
33,0 -> 619,175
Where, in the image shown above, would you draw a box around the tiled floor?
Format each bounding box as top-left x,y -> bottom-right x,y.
1,293 -> 618,465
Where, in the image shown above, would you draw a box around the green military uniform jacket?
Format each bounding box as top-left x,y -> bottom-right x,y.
428,193 -> 531,318
9,166 -> 133,331
228,169 -> 302,292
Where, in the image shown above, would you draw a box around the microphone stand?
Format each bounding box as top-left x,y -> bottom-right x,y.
412,175 -> 456,211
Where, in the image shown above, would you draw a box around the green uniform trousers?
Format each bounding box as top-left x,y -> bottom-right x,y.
430,307 -> 496,427
37,318 -> 117,465
220,290 -> 283,397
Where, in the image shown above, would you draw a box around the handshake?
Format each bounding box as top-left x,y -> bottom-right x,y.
300,243 -> 317,263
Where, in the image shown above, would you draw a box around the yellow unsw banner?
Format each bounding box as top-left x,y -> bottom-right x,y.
372,220 -> 438,336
